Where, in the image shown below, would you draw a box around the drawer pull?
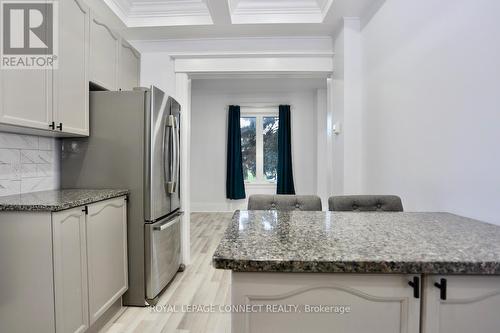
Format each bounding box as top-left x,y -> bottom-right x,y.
434,278 -> 447,300
408,276 -> 420,299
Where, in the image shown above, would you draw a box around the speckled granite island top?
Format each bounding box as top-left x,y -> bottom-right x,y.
0,189 -> 129,212
213,210 -> 500,274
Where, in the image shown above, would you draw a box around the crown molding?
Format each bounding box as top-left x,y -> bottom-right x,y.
101,0 -> 130,25
130,36 -> 334,53
102,0 -> 213,27
168,51 -> 335,59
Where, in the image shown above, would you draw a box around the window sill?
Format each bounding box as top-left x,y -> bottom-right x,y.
244,182 -> 277,189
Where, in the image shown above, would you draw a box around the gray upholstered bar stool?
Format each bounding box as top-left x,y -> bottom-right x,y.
248,194 -> 322,211
328,195 -> 404,212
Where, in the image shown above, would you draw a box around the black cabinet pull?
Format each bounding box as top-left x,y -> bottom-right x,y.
408,276 -> 420,299
82,206 -> 88,215
49,121 -> 55,130
56,123 -> 63,131
434,278 -> 447,300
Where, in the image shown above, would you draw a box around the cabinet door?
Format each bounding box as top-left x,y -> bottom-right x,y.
423,275 -> 500,333
0,212 -> 55,333
53,0 -> 89,136
232,273 -> 421,333
0,0 -> 52,132
86,196 -> 127,324
52,207 -> 89,333
119,39 -> 140,91
89,13 -> 119,91
0,67 -> 52,130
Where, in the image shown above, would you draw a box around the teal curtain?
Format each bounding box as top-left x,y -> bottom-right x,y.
226,105 -> 246,199
277,105 -> 295,195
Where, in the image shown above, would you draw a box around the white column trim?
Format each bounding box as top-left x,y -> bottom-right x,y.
175,73 -> 191,265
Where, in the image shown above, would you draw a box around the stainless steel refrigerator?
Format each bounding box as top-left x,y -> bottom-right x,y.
60,86 -> 182,306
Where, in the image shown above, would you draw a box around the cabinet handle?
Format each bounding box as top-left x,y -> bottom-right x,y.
82,206 -> 88,215
49,121 -> 55,130
56,123 -> 63,131
408,276 -> 420,299
434,278 -> 447,300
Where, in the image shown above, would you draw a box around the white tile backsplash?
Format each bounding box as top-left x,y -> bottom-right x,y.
21,149 -> 53,164
0,132 -> 38,149
0,132 -> 59,196
0,179 -> 21,196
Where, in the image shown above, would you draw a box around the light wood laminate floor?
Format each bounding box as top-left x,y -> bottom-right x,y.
105,212 -> 232,333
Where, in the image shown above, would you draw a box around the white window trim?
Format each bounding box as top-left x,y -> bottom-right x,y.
240,106 -> 279,185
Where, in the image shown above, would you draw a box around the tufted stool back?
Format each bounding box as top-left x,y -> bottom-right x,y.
247,194 -> 322,211
328,195 -> 403,212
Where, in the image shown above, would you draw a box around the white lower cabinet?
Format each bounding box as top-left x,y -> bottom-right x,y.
233,273 -> 500,333
54,196 -> 127,332
52,207 -> 89,333
0,213 -> 55,333
232,273 -> 421,333
86,197 -> 128,324
422,275 -> 500,333
0,196 -> 127,333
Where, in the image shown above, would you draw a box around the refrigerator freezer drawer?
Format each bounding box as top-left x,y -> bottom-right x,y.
145,214 -> 181,300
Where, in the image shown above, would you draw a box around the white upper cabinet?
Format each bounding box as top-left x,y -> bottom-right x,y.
0,68 -> 52,131
53,0 -> 90,136
0,0 -> 139,137
119,39 -> 141,91
0,0 -> 51,132
90,14 -> 119,91
52,207 -> 89,333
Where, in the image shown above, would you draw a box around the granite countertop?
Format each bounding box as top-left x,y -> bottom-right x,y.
213,210 -> 500,274
0,189 -> 129,212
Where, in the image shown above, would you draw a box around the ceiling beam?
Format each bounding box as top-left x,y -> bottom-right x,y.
323,0 -> 385,23
206,0 -> 232,25
321,0 -> 336,23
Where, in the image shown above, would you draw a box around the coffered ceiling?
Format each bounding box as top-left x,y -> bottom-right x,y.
105,0 -> 213,27
103,0 -> 384,38
229,0 -> 333,24
106,0 -> 380,26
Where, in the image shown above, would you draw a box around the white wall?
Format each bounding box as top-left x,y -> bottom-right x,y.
332,18 -> 364,195
190,79 -> 324,211
0,132 -> 59,196
361,0 -> 500,224
315,88 -> 329,206
332,28 -> 345,195
139,52 -> 176,97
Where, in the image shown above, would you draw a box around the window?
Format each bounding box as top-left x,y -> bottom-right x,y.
240,108 -> 279,184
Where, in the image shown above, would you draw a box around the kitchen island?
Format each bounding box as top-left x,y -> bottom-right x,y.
213,210 -> 500,333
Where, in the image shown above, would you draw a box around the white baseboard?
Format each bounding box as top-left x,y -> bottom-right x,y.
191,201 -> 248,212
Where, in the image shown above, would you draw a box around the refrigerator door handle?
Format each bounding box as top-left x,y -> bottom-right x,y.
153,217 -> 178,231
163,122 -> 168,187
173,116 -> 180,193
166,115 -> 177,194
